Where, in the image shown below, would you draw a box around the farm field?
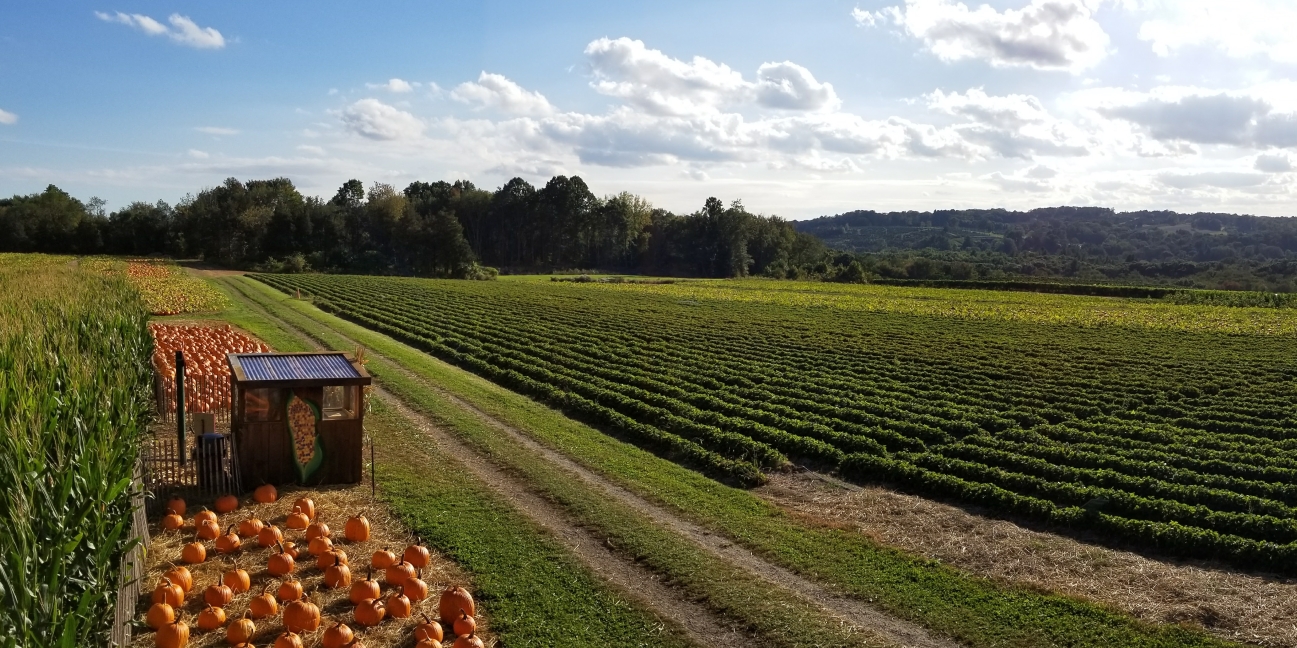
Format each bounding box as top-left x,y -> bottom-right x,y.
84,257 -> 230,316
253,273 -> 1297,576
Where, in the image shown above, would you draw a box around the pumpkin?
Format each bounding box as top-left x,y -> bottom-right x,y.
344,513 -> 370,542
197,604 -> 226,631
371,548 -> 396,570
403,541 -> 431,569
253,483 -> 278,504
156,613 -> 190,648
453,635 -> 484,648
223,565 -> 251,594
194,509 -> 218,526
152,577 -> 184,607
283,599 -> 321,633
278,576 -> 304,602
415,640 -> 443,648
306,520 -> 331,541
453,610 -> 476,637
415,615 -> 444,643
293,497 -> 316,520
316,549 -> 348,571
166,496 -> 186,516
321,622 -> 355,648
164,565 -> 193,593
347,640 -> 368,648
214,494 -> 239,514
196,518 -> 221,541
308,536 -> 334,557
146,602 -> 175,630
385,559 -> 415,588
181,540 -> 206,564
404,568 -> 429,602
354,598 -> 385,627
215,525 -> 241,554
257,524 -> 284,548
386,593 -> 413,619
286,507 -> 310,530
349,568 -> 381,605
249,584 -> 279,619
204,583 -> 233,608
274,631 -> 305,648
268,542 -> 296,577
281,541 -> 301,559
324,555 -> 352,589
162,512 -> 185,531
438,586 -> 475,625
238,518 -> 265,538
227,613 -> 256,644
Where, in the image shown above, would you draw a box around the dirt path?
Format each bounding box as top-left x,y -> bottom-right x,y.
222,277 -> 957,648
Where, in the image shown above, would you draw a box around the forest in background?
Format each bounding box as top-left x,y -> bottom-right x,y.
4,177 -> 1297,290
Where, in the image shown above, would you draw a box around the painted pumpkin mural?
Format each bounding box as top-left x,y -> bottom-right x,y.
286,389 -> 324,482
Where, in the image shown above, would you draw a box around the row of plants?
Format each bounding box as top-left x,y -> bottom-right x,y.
253,273 -> 1297,570
0,262 -> 154,645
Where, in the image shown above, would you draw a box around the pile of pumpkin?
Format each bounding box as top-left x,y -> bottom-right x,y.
148,485 -> 483,648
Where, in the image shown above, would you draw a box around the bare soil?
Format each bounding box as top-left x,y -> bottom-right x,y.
757,471 -> 1297,648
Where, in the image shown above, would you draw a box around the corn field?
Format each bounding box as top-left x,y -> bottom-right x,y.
0,263 -> 153,647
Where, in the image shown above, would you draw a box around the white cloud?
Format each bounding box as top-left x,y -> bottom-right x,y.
1255,153 -> 1292,173
1087,88 -> 1297,149
367,78 -> 415,93
1133,0 -> 1297,64
1158,171 -> 1269,189
0,108 -> 16,125
927,88 -> 1090,158
755,62 -> 840,112
861,0 -> 1109,72
341,98 -> 425,141
195,126 -> 239,136
187,149 -> 209,159
451,72 -> 555,115
297,145 -> 327,156
95,11 -> 225,49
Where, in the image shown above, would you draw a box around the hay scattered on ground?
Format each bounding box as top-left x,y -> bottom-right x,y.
131,482 -> 492,647
758,472 -> 1297,648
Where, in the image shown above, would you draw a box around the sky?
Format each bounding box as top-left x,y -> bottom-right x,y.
1,1 -> 1295,219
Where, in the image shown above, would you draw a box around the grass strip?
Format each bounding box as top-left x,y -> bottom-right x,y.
238,276 -> 1238,648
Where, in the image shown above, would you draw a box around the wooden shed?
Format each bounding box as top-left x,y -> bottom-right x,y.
227,352 -> 371,488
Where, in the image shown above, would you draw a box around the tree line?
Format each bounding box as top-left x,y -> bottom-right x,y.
0,177 -> 826,279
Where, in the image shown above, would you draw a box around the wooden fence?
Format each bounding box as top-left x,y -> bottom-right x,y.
109,465 -> 148,646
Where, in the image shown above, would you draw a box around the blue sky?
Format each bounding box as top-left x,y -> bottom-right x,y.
2,1 -> 1295,218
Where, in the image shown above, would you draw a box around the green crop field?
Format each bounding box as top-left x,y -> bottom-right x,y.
253,273 -> 1297,574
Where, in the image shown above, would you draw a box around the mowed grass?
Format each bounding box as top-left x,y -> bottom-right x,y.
231,276 -> 1239,648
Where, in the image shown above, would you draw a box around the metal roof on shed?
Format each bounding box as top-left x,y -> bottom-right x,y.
235,353 -> 361,382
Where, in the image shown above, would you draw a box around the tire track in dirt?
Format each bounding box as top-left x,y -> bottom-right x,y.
225,278 -> 957,648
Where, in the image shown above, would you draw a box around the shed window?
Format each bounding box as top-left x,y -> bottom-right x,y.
322,385 -> 357,420
244,388 -> 283,422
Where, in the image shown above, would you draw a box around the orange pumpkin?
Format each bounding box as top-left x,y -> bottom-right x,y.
249,584 -> 279,619
283,599 -> 321,634
404,569 -> 429,602
344,513 -> 370,542
238,518 -> 265,538
181,540 -> 206,565
156,613 -> 190,648
453,610 -> 476,637
306,520 -> 331,541
354,598 -> 385,627
268,542 -> 295,577
321,622 -> 355,648
274,631 -> 305,648
349,568 -> 381,605
293,497 -> 316,520
371,548 -> 396,570
403,542 -> 431,570
146,602 -> 175,630
308,536 -> 334,557
416,640 -> 444,648
278,576 -> 304,602
162,512 -> 185,531
152,577 -> 184,607
453,634 -> 484,648
203,583 -> 233,608
227,613 -> 256,644
253,483 -> 278,504
415,615 -> 444,642
286,507 -> 310,530
214,494 -> 239,514
164,565 -> 193,593
193,509 -> 218,526
196,518 -> 221,541
316,549 -> 348,571
215,525 -> 241,554
387,593 -> 413,619
438,586 -> 475,625
223,565 -> 251,594
197,605 -> 226,631
166,496 -> 187,516
324,555 -> 351,589
257,524 -> 284,548
281,541 -> 301,559
385,559 -> 415,588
